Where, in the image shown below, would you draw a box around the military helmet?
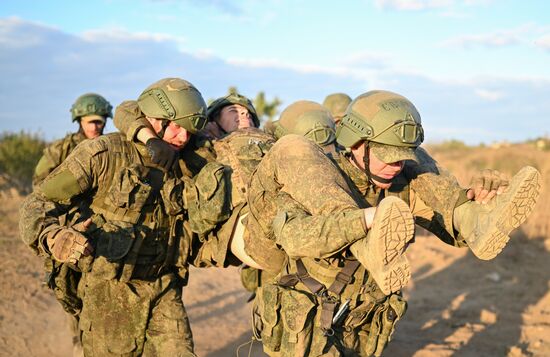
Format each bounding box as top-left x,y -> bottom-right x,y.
70,93 -> 113,122
271,100 -> 336,147
322,93 -> 352,122
207,93 -> 259,127
137,78 -> 208,134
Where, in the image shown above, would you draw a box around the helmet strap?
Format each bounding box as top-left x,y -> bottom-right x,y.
362,142 -> 393,185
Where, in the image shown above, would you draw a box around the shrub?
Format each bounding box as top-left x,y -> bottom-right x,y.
0,131 -> 46,193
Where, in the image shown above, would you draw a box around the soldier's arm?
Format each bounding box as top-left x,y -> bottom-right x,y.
33,140 -> 64,186
406,147 -> 508,247
113,100 -> 155,142
20,139 -> 107,255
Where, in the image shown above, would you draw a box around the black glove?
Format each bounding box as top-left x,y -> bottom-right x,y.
146,137 -> 178,171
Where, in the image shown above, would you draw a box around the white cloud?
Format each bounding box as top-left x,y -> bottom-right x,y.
374,0 -> 494,11
1,17 -> 549,145
374,0 -> 454,11
441,24 -> 538,49
534,33 -> 550,51
474,88 -> 504,101
338,51 -> 391,69
81,28 -> 186,45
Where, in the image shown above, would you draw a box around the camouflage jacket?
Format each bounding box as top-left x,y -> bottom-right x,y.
246,135 -> 467,273
21,130 -> 230,286
245,135 -> 469,356
33,132 -> 87,186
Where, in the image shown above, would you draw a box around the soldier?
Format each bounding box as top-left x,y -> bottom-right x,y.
31,92 -> 112,356
33,93 -> 112,185
113,93 -> 525,356
205,92 -> 260,137
322,92 -> 352,124
265,100 -> 336,149
243,90 -> 541,356
19,78 -> 216,356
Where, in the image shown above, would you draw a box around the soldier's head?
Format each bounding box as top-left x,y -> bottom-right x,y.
137,78 -> 208,149
336,90 -> 423,189
322,93 -> 352,124
70,93 -> 112,139
267,100 -> 336,148
207,93 -> 259,135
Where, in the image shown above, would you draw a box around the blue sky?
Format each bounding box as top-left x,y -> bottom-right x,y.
0,0 -> 548,144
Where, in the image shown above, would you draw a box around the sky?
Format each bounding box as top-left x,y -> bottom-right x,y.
0,0 -> 548,144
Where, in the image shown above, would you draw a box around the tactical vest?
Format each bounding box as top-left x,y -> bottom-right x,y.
82,133 -> 189,283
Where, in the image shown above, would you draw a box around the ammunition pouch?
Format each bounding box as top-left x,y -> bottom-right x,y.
253,283 -> 283,353
44,258 -> 82,315
185,162 -> 231,235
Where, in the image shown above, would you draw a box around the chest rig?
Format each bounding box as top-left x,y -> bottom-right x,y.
86,134 -> 188,282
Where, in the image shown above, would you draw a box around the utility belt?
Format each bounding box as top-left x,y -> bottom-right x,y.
253,257 -> 407,356
278,258 -> 361,336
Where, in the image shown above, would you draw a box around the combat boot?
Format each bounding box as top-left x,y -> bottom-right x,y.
453,166 -> 541,260
350,196 -> 415,295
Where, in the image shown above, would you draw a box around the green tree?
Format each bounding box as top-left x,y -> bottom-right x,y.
253,91 -> 282,123
209,86 -> 283,124
0,131 -> 46,193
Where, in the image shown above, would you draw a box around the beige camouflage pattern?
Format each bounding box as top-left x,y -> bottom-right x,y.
33,132 -> 87,186
113,100 -> 152,142
246,135 -> 469,356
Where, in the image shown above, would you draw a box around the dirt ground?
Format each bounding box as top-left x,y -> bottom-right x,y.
1,187 -> 549,357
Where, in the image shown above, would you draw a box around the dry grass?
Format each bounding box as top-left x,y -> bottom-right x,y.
426,142 -> 549,240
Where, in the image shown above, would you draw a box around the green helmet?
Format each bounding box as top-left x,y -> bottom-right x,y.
322,93 -> 352,122
207,93 -> 259,127
336,90 -> 423,162
271,100 -> 336,147
70,93 -> 112,122
137,78 -> 208,134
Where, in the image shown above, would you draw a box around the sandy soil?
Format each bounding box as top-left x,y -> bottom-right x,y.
1,189 -> 549,357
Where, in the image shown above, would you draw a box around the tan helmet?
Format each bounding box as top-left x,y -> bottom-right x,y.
336,90 -> 423,163
322,93 -> 352,122
137,78 -> 208,134
271,100 -> 336,147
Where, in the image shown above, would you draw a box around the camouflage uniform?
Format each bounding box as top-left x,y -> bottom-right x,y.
19,78 -> 228,356
243,133 -> 471,356
33,132 -> 88,186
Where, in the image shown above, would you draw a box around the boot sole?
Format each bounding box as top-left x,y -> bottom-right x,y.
368,196 -> 415,295
473,166 -> 542,260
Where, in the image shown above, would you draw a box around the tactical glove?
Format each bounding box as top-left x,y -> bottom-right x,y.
146,137 -> 178,171
467,169 -> 509,204
46,219 -> 94,264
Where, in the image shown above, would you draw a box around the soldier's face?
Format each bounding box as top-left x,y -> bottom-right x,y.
162,121 -> 191,149
80,119 -> 105,139
216,104 -> 253,133
351,143 -> 404,189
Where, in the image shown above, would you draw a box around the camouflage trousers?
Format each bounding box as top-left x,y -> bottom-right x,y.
255,283 -> 406,357
78,272 -> 195,356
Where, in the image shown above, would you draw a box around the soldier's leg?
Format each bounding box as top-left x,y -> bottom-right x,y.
453,166 -> 541,260
79,276 -> 150,356
66,313 -> 83,357
142,274 -> 196,357
350,196 -> 415,295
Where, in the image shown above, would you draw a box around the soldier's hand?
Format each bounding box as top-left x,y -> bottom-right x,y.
146,137 -> 178,171
467,169 -> 509,204
47,222 -> 94,264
